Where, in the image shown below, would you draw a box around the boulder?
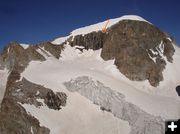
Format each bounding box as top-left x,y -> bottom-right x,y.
176,85 -> 180,96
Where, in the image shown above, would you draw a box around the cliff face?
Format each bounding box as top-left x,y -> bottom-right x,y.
101,20 -> 175,86
64,20 -> 175,86
69,31 -> 105,50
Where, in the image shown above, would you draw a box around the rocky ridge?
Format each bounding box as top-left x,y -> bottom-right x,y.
0,42 -> 66,134
0,19 -> 176,86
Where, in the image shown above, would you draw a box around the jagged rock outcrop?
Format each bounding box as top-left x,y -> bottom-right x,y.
0,73 -> 50,134
45,90 -> 67,110
0,98 -> 50,134
0,42 -> 45,71
38,41 -> 64,59
0,42 -> 67,134
0,41 -> 64,71
0,76 -> 67,134
69,31 -> 105,50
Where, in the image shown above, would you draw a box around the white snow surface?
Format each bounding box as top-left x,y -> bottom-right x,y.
21,95 -> 130,134
52,15 -> 149,45
51,36 -> 69,45
20,43 -> 29,49
30,127 -> 34,134
21,44 -> 180,133
0,69 -> 9,107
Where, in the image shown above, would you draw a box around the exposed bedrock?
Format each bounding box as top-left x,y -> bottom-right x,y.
101,20 -> 175,86
0,41 -> 67,134
66,20 -> 175,86
69,31 -> 105,50
0,74 -> 67,134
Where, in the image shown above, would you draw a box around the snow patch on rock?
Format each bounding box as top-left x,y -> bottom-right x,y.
20,43 -> 29,49
0,68 -> 9,107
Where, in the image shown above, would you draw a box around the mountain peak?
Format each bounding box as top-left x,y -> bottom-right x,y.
51,15 -> 150,45
0,14 -> 180,134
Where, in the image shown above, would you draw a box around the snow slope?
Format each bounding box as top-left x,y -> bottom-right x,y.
20,43 -> 29,49
21,93 -> 130,134
51,15 -> 149,45
21,44 -> 180,134
0,69 -> 9,107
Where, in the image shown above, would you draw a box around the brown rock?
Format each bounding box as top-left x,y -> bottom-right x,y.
101,20 -> 175,86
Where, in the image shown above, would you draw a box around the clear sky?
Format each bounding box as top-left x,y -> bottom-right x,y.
0,0 -> 180,49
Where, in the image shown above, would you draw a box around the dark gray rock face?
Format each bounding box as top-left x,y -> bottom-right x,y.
45,90 -> 67,110
176,85 -> 180,96
69,31 -> 105,50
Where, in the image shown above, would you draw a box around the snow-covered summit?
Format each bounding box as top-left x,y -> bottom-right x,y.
70,15 -> 149,36
20,43 -> 29,49
52,15 -> 149,45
